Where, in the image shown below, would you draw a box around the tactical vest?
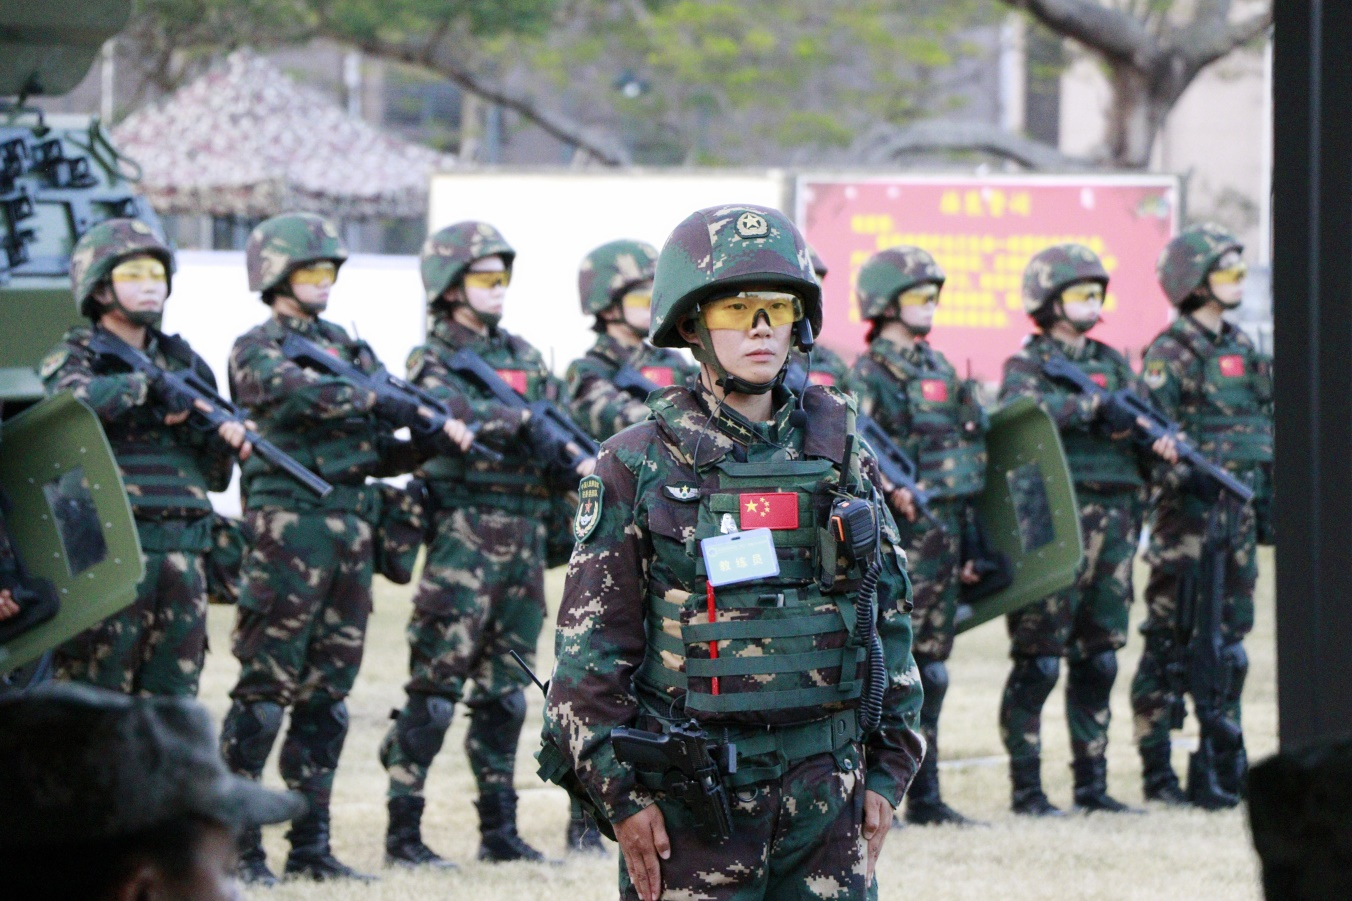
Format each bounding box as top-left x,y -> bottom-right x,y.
1170,324 -> 1273,469
242,322 -> 383,510
90,332 -> 216,521
418,333 -> 552,515
876,349 -> 986,499
1051,347 -> 1145,490
634,393 -> 869,729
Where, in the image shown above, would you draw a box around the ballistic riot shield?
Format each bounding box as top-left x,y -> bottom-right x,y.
0,393 -> 142,670
954,396 -> 1083,634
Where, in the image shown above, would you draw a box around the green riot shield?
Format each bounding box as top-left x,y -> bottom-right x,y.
0,393 -> 142,670
954,396 -> 1083,634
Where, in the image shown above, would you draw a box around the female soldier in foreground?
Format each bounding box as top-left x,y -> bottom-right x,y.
541,204 -> 924,901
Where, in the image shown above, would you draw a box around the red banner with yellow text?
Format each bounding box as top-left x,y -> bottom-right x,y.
796,176 -> 1179,382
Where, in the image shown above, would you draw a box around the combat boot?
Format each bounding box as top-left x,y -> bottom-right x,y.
1010,756 -> 1065,817
1140,742 -> 1187,805
236,826 -> 278,886
385,796 -> 458,870
475,790 -> 552,863
1186,745 -> 1240,811
566,810 -> 608,855
285,802 -> 377,882
1071,757 -> 1143,814
904,748 -> 983,826
1216,744 -> 1249,800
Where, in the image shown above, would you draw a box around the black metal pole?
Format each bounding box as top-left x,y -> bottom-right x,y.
1272,0 -> 1352,750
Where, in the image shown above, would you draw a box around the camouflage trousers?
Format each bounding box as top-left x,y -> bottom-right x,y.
1001,490 -> 1141,762
620,745 -> 874,901
224,509 -> 373,809
54,517 -> 210,697
1131,492 -> 1257,750
382,504 -> 547,800
903,501 -> 963,662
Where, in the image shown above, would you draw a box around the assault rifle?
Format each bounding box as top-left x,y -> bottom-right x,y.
280,333 -> 500,462
444,348 -> 597,475
89,330 -> 333,498
612,363 -> 662,401
783,362 -> 939,526
1041,357 -> 1254,503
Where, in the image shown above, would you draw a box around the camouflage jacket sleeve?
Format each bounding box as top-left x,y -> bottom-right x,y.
228,327 -> 377,426
998,346 -> 1096,431
858,447 -> 927,807
566,356 -> 650,443
542,437 -> 652,824
39,336 -> 149,423
1141,336 -> 1193,491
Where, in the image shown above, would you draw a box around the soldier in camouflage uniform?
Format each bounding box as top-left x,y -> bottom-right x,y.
789,247 -> 852,388
1130,225 -> 1272,809
540,204 -> 924,901
565,239 -> 698,444
997,244 -> 1177,816
219,213 -> 438,885
38,219 -> 248,698
378,221 -> 596,868
562,239 -> 696,853
846,245 -> 988,826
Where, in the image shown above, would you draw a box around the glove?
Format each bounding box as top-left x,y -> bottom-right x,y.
1097,390 -> 1138,436
147,371 -> 193,417
372,393 -> 421,429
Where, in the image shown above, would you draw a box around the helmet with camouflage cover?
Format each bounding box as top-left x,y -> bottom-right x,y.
808,246 -> 828,280
854,246 -> 946,320
1021,243 -> 1109,315
245,212 -> 347,295
1156,223 -> 1243,306
420,221 -> 516,304
651,204 -> 821,350
578,239 -> 658,315
69,218 -> 175,313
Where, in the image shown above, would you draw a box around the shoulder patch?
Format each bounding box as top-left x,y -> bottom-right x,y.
1143,359 -> 1168,390
407,346 -> 427,381
574,475 -> 605,542
38,347 -> 71,379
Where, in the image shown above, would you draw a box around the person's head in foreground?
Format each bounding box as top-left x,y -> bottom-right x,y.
0,682 -> 303,901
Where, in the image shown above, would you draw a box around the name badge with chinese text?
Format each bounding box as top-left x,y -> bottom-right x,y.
701,528 -> 779,588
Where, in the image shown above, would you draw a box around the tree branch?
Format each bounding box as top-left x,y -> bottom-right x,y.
996,0 -> 1154,66
859,121 -> 1095,170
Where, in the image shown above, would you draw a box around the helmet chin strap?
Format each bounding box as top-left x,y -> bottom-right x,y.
691,316 -> 781,396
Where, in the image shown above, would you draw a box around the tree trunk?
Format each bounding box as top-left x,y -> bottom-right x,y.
1105,64 -> 1158,168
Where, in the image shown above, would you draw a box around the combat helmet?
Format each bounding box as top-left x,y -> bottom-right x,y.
1156,223 -> 1243,307
69,218 -> 175,314
1021,243 -> 1109,315
420,221 -> 516,304
651,204 -> 820,351
245,213 -> 347,295
808,246 -> 829,280
578,239 -> 658,315
854,246 -> 946,320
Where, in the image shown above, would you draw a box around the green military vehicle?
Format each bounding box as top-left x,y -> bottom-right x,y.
0,0 -> 147,682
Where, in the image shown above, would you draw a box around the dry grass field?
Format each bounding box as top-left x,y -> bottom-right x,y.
197,548 -> 1276,901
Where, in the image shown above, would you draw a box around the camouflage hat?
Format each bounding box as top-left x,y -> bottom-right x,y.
808,246 -> 829,279
1157,223 -> 1243,306
245,212 -> 348,294
1021,243 -> 1109,314
854,246 -> 946,320
0,682 -> 304,845
578,239 -> 658,315
651,204 -> 821,349
69,218 -> 175,311
420,221 -> 516,304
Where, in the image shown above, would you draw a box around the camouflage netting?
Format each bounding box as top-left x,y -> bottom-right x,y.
111,50 -> 453,221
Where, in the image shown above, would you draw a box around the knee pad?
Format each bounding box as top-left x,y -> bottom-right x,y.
221,701 -> 283,773
395,694 -> 455,767
292,699 -> 350,770
1069,650 -> 1118,707
917,657 -> 949,716
466,690 -> 527,757
1010,655 -> 1060,708
1222,642 -> 1249,701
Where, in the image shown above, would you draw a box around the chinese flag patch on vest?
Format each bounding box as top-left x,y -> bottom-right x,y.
921,380 -> 949,402
640,366 -> 675,387
739,493 -> 799,530
1090,373 -> 1109,388
1218,355 -> 1246,378
496,369 -> 529,394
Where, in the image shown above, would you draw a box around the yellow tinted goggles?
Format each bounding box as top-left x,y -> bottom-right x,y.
1061,282 -> 1105,304
289,261 -> 337,286
1209,264 -> 1248,286
898,283 -> 940,307
110,258 -> 167,284
700,292 -> 803,331
621,289 -> 652,309
463,270 -> 511,290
